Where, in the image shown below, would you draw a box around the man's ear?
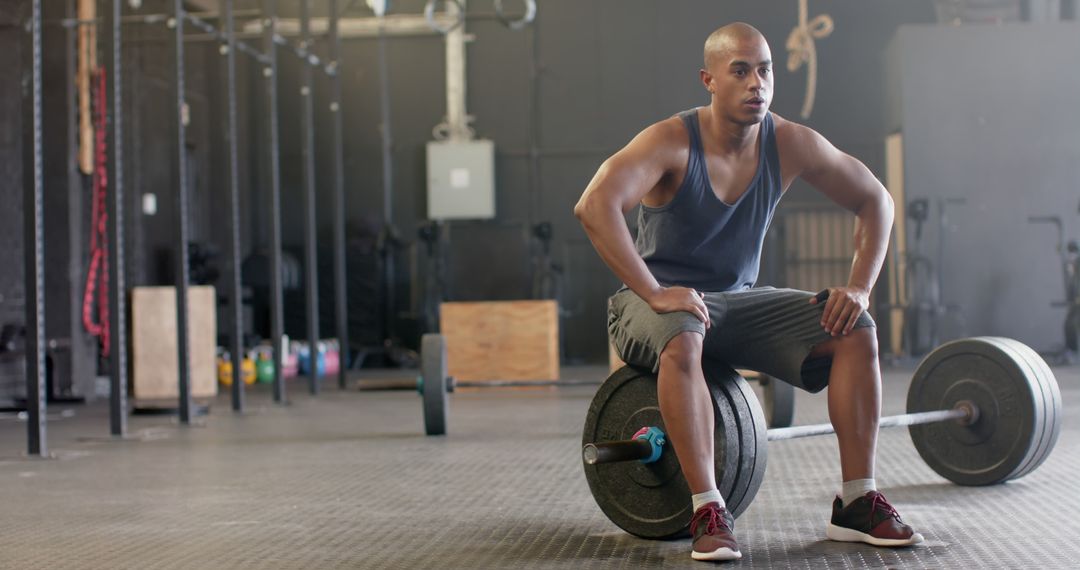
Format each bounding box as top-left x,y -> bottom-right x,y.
700,69 -> 713,93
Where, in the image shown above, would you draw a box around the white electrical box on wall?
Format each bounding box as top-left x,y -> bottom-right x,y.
426,139 -> 495,220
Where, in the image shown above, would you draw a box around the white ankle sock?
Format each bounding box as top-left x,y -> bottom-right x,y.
692,489 -> 725,512
841,478 -> 876,506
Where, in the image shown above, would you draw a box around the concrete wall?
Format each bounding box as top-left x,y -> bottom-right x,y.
890,23 -> 1080,352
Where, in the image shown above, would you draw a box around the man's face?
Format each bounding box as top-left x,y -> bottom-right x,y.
702,37 -> 773,126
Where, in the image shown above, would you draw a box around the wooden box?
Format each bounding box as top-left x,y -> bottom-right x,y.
440,300 -> 559,383
130,286 -> 218,400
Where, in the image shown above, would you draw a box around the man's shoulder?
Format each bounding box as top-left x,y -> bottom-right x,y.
624,113 -> 692,164
771,112 -> 807,144
645,112 -> 691,142
771,113 -> 826,158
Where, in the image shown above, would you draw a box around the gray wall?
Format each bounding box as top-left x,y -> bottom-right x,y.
890,23 -> 1080,352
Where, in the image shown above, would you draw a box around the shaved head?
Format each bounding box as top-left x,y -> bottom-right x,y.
699,22 -> 773,126
704,22 -> 767,69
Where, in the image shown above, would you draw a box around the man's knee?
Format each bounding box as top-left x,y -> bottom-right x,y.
810,326 -> 879,360
846,326 -> 881,356
659,331 -> 703,373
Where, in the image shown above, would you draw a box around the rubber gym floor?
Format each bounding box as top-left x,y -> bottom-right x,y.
0,363 -> 1076,569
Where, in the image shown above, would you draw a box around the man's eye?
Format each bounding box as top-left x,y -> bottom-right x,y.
734,69 -> 746,76
760,68 -> 771,75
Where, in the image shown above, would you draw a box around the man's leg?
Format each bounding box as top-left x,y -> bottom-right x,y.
810,327 -> 923,546
657,331 -> 715,493
808,327 -> 880,482
657,331 -> 741,561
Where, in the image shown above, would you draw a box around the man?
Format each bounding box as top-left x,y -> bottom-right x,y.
574,22 -> 922,562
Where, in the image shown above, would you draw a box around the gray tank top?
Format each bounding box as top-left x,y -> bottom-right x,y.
635,109 -> 783,292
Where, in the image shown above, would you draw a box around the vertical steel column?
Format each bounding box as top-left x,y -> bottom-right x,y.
107,0 -> 128,437
328,0 -> 348,389
263,0 -> 286,404
172,0 -> 194,423
22,0 -> 47,458
224,0 -> 244,412
375,16 -> 395,343
299,0 -> 320,395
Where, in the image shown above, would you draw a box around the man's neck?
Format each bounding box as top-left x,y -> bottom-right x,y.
700,105 -> 760,155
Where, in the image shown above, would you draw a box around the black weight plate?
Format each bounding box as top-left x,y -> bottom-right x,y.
906,337 -> 1043,485
991,338 -> 1062,479
702,362 -> 764,518
760,374 -> 795,428
421,334 -> 449,436
976,338 -> 1049,482
713,363 -> 768,518
581,365 -> 747,539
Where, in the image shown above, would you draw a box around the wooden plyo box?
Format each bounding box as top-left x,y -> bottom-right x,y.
440,300 -> 559,384
130,286 -> 218,401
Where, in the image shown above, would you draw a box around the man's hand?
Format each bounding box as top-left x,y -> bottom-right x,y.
809,286 -> 869,336
647,286 -> 711,329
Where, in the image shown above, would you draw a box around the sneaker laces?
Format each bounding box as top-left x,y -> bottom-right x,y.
690,505 -> 730,536
868,492 -> 902,523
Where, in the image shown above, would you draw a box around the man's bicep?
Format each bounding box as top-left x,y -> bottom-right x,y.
583,127 -> 676,213
797,128 -> 882,212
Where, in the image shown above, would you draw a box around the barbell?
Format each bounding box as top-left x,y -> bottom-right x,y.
414,334 -> 797,436
580,336 -> 1062,539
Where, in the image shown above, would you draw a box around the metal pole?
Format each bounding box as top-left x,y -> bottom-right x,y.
152,9 -> 268,408
375,16 -> 395,343
263,0 -> 286,404
443,0 -> 467,141
300,0 -> 320,395
224,0 -> 245,412
107,0 -> 128,437
22,0 -> 47,458
328,0 -> 348,389
172,0 -> 193,423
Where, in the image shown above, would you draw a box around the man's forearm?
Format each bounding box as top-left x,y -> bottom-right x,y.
576,201 -> 661,300
847,194 -> 895,294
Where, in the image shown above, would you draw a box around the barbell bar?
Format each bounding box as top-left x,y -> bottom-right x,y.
357,376 -> 602,392
583,402 -> 977,465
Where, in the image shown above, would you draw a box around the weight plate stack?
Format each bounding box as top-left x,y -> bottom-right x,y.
582,364 -> 767,539
906,336 -> 1061,485
712,362 -> 768,518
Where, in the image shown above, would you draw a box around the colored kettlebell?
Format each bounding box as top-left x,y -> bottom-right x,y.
218,353 -> 257,386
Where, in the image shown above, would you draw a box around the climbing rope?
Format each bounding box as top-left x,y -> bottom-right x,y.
786,0 -> 833,119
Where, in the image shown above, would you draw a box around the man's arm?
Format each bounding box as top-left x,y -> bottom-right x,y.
574,121 -> 711,327
781,120 -> 895,336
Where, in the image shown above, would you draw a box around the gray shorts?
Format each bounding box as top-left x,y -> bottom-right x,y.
607,287 -> 876,393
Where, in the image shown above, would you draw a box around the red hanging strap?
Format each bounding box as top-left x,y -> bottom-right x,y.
81,69 -> 110,357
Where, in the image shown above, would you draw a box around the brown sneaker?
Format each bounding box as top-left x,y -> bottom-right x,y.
826,491 -> 924,547
690,502 -> 741,561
